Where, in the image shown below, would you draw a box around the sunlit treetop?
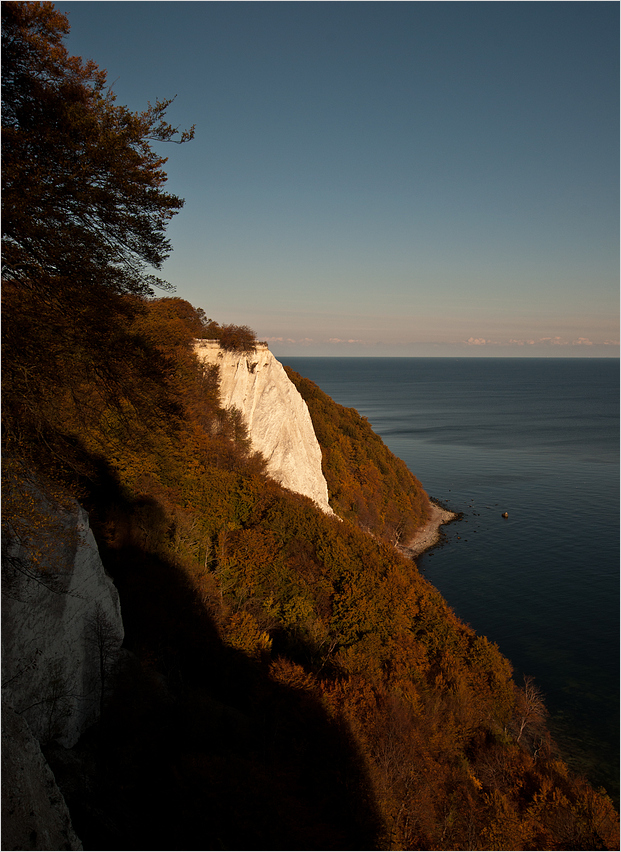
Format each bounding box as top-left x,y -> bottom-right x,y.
1,0 -> 194,299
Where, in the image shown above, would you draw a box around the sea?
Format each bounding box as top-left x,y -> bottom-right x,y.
283,357 -> 620,803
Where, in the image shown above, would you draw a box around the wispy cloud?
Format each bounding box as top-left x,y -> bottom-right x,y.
466,335 -> 615,348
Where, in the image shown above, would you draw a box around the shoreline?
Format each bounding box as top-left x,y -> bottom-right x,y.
397,500 -> 459,560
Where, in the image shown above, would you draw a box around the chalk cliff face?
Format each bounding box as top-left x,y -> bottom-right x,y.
2,699 -> 83,850
2,493 -> 124,749
194,341 -> 333,515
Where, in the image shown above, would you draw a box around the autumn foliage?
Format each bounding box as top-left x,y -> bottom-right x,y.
218,323 -> 259,352
285,366 -> 430,543
2,0 -> 193,298
2,4 -> 618,850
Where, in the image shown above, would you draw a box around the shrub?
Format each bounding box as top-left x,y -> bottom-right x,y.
219,324 -> 258,352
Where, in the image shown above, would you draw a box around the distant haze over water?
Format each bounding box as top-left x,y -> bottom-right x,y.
284,357 -> 620,803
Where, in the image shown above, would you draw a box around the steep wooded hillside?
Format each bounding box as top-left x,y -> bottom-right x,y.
3,296 -> 618,850
285,366 -> 430,543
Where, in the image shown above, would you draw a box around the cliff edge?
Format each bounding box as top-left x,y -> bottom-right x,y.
194,341 -> 333,514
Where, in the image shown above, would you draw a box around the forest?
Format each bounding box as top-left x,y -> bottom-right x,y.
2,3 -> 619,850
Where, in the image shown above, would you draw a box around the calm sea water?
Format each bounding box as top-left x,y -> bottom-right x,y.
283,357 -> 620,802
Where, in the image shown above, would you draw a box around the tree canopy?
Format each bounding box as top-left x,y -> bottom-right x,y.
1,1 -> 195,479
1,0 -> 194,300
218,323 -> 258,352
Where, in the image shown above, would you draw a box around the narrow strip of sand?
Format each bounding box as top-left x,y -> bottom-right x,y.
397,501 -> 458,560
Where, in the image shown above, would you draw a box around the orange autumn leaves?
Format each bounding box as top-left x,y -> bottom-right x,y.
285,366 -> 431,545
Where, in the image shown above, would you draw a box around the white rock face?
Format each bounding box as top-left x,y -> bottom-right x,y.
1,699 -> 83,850
194,341 -> 333,514
2,492 -> 124,749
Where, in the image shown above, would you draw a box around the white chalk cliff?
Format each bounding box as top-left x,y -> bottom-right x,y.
2,484 -> 124,848
2,698 -> 83,850
194,341 -> 333,515
2,491 -> 124,749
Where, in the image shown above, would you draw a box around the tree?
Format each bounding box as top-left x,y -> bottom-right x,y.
219,324 -> 258,352
514,675 -> 547,746
1,1 -> 193,479
87,603 -> 122,715
2,0 -> 194,300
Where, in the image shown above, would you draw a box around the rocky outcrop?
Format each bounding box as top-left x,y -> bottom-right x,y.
2,489 -> 124,749
1,699 -> 83,850
2,481 -> 123,849
194,340 -> 333,514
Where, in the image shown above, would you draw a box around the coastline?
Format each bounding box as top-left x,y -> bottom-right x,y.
397,500 -> 459,560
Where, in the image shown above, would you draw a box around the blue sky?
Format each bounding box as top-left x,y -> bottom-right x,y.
57,1 -> 619,357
